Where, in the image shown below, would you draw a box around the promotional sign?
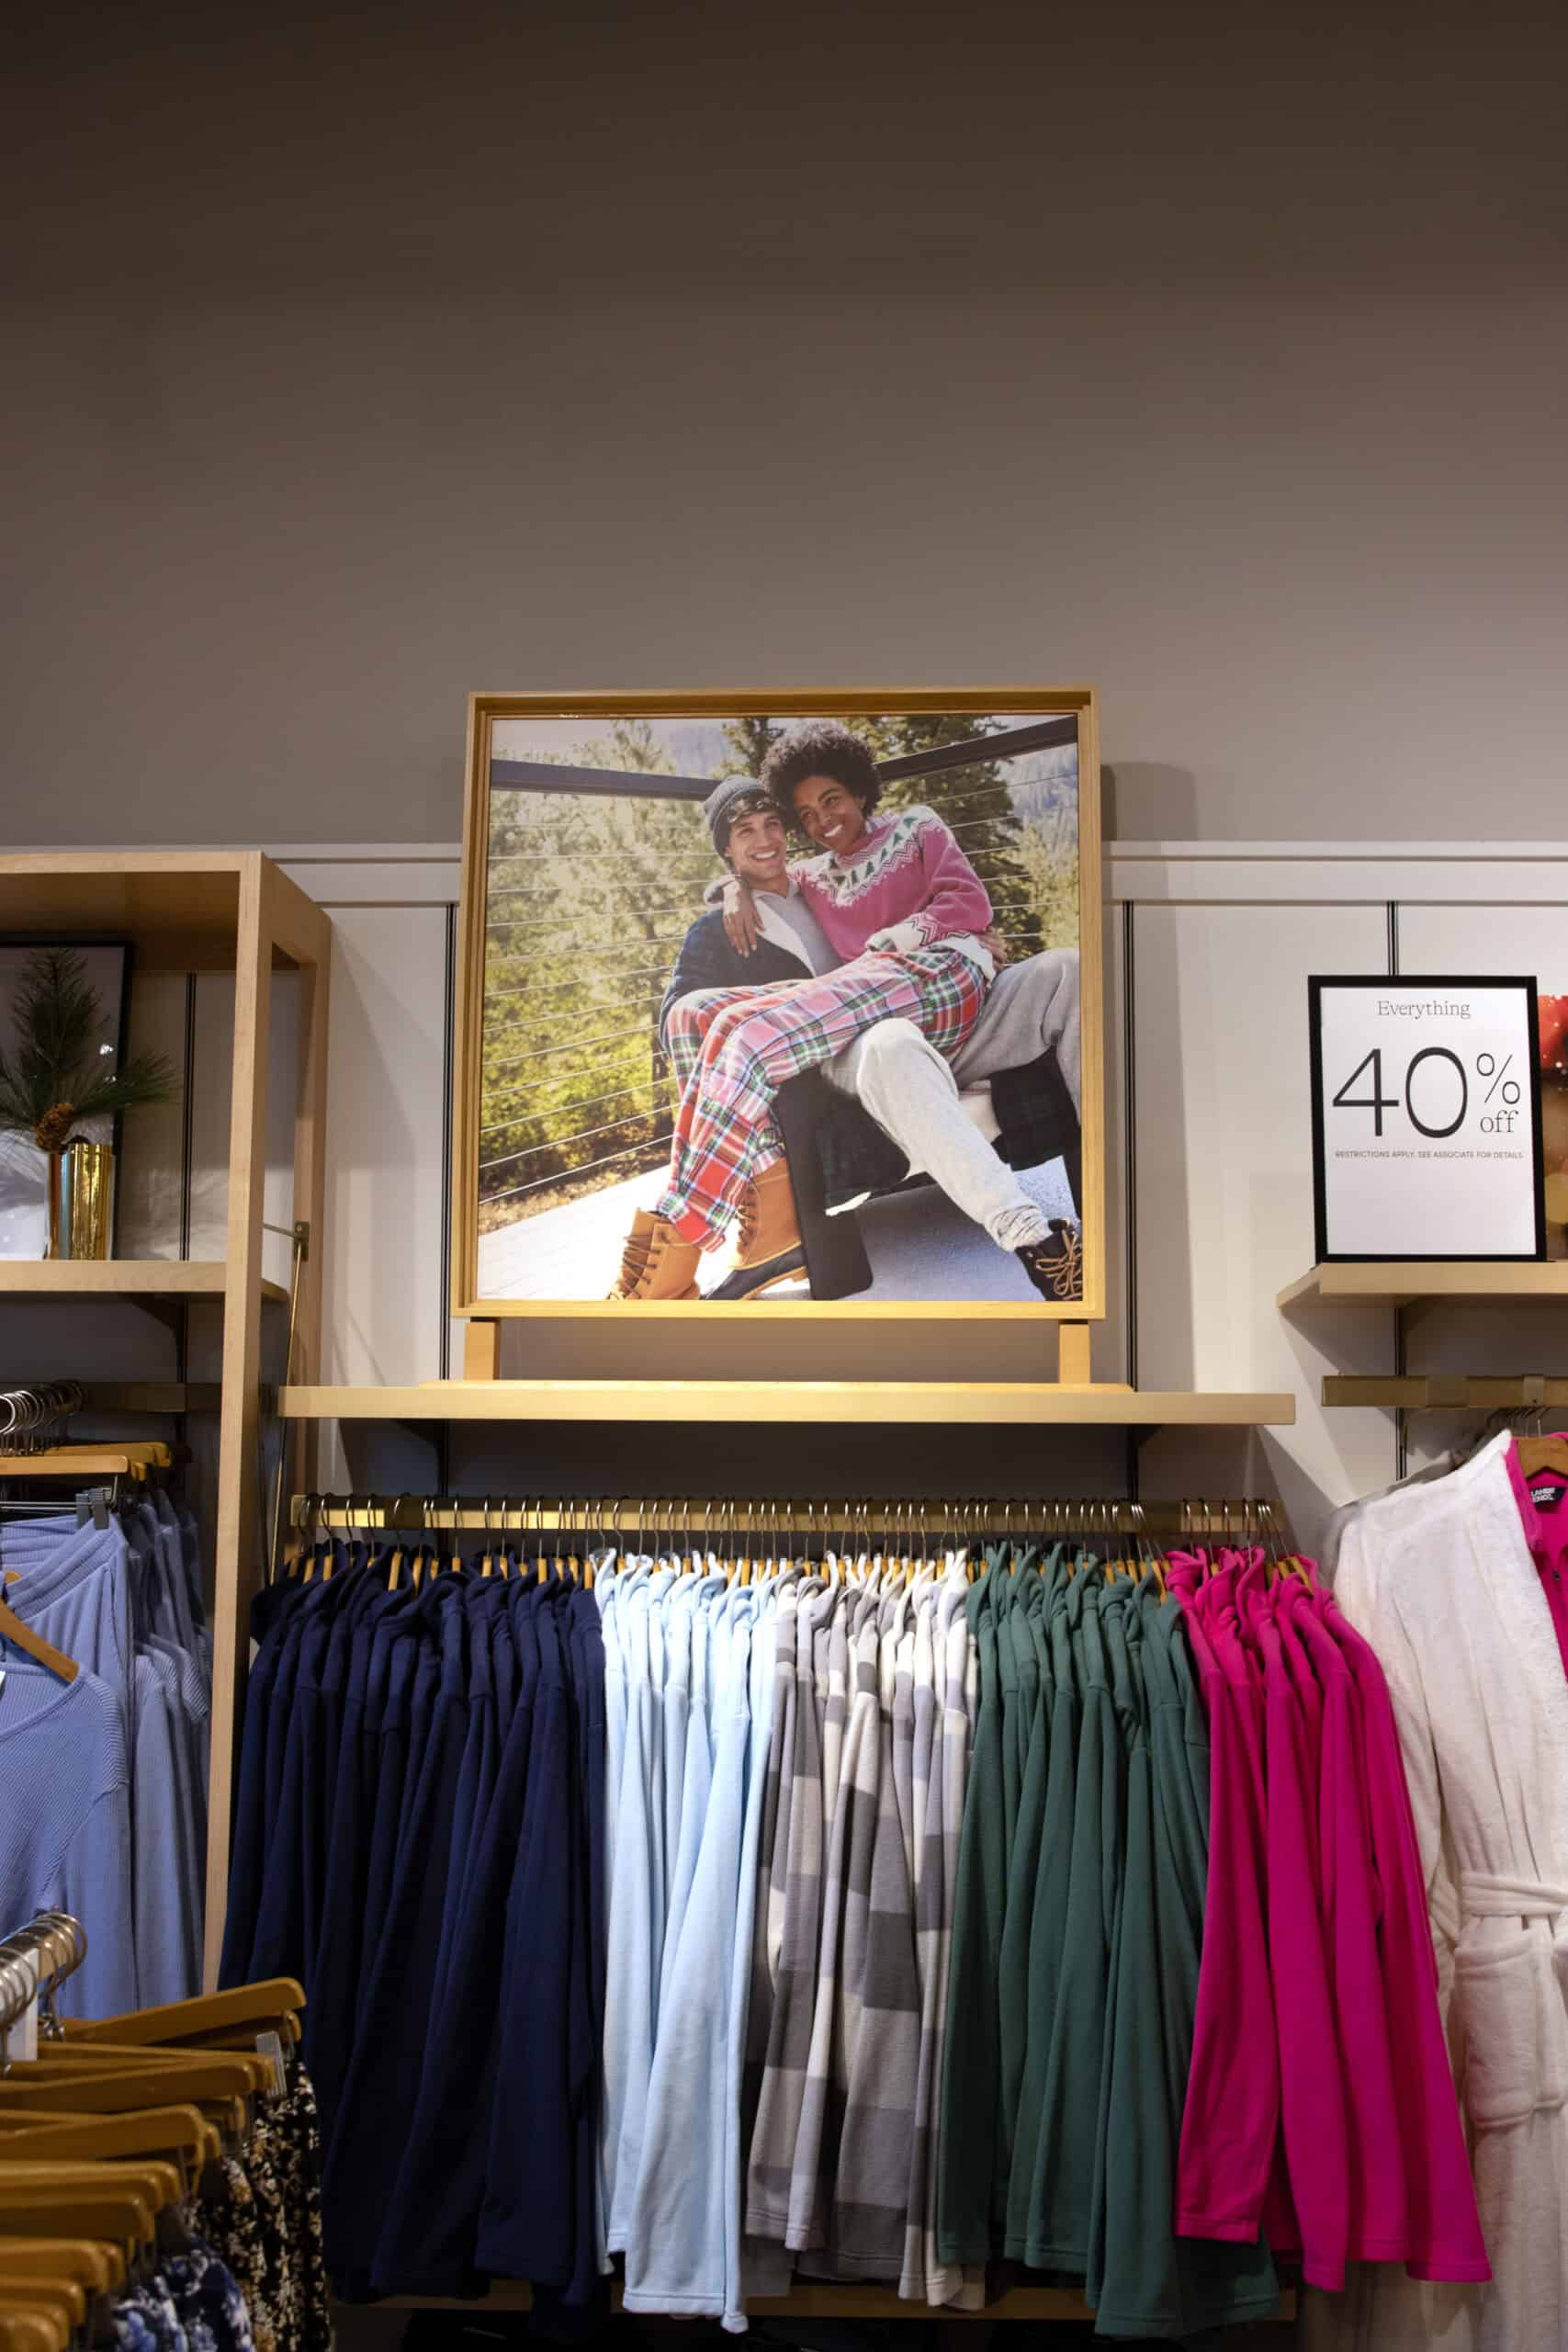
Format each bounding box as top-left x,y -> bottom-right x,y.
1309,976 -> 1546,1261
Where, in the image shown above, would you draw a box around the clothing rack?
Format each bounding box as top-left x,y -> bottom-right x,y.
288,1491 -> 1289,1543
248,1504 -> 1303,2328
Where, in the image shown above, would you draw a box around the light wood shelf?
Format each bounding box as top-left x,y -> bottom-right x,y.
0,1261 -> 286,1303
1280,1261 -> 1568,1310
277,1379 -> 1296,1428
0,850 -> 324,972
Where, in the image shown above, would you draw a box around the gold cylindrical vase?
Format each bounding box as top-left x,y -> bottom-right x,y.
56,1138 -> 116,1260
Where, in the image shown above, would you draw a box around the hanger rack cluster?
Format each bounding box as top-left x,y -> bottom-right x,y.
0,1386 -> 85,1456
0,1914 -> 86,2043
288,1491 -> 1290,1544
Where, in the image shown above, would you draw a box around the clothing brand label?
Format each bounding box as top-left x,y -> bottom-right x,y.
1309,976 -> 1546,1261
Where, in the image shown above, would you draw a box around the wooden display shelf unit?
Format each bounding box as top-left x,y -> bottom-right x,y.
0,850 -> 323,972
0,850 -> 333,1990
1280,1261 -> 1568,1310
278,1379 -> 1296,1429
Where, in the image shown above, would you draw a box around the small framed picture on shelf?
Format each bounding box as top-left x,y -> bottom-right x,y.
452,691 -> 1105,1320
1309,974 -> 1547,1261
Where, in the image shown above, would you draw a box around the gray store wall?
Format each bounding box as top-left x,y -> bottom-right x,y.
5,2 -> 1565,849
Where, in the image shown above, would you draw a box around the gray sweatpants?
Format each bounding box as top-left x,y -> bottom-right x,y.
821,946 -> 1080,1254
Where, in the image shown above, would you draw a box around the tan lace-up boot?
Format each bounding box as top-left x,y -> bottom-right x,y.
608,1209 -> 702,1301
734,1161 -> 802,1270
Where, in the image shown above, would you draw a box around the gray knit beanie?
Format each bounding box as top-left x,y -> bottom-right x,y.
702,774 -> 777,855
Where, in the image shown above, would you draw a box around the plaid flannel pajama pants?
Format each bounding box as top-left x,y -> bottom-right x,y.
656,944 -> 987,1250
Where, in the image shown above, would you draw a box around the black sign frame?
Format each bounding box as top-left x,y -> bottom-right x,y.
1309,973 -> 1547,1264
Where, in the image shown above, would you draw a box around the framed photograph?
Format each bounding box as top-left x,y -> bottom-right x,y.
453,692 -> 1103,1319
0,938 -> 132,1259
1309,974 -> 1546,1261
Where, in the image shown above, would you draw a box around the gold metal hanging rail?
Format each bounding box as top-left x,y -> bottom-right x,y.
1323,1374 -> 1568,1411
288,1492 -> 1284,1543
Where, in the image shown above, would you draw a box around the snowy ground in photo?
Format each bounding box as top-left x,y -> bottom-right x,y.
477,1154 -> 1077,1304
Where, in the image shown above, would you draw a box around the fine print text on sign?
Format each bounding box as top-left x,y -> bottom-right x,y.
1310,977 -> 1546,1262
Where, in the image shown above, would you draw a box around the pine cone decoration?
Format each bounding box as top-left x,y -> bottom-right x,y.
33,1102 -> 77,1153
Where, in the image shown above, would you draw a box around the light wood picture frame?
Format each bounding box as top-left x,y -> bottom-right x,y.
452,691 -> 1105,1322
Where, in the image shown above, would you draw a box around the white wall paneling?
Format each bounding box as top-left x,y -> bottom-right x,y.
1126,899 -> 1395,1540
311,904 -> 453,1497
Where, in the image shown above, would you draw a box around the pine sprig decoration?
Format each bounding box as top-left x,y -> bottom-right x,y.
0,946 -> 176,1148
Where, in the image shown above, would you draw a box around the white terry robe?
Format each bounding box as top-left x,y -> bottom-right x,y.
1303,1430 -> 1568,2352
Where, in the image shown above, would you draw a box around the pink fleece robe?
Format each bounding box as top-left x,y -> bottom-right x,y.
1174,1554 -> 1488,2290
1168,1551 -> 1292,2251
1280,1582 -> 1409,2267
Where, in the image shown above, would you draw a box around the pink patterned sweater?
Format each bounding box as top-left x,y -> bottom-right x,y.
791,803 -> 993,965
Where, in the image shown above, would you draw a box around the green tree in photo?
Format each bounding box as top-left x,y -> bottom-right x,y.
481,723 -> 713,1222
1013,801 -> 1079,951
722,717 -> 784,778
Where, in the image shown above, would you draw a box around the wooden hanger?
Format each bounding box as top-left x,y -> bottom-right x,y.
385,1498 -> 407,1590
6,2041 -> 257,2079
25,2040 -> 271,2080
0,2055 -> 266,2113
0,2312 -> 68,2352
1517,1430 -> 1568,1479
0,1599 -> 77,1686
0,2306 -> 67,2352
0,2104 -> 218,2171
0,2240 -> 118,2294
64,1977 -> 305,2046
163,2010 -> 301,2052
0,2294 -> 74,2325
0,2161 -> 181,2208
0,2196 -> 152,2254
0,2280 -> 85,2334
0,1443 -> 171,1480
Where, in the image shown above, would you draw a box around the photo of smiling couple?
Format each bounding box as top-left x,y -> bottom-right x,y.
471,707 -> 1089,1310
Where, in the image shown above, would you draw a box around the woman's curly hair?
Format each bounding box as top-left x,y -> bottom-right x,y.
760,721 -> 884,837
